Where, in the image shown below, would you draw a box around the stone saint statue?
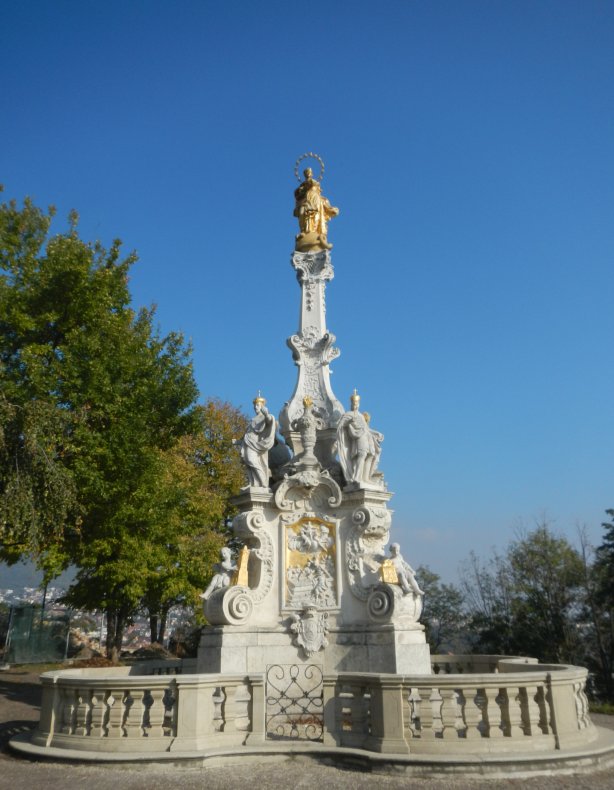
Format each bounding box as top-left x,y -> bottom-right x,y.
388,543 -> 424,596
200,547 -> 236,601
294,167 -> 339,252
291,396 -> 324,468
335,391 -> 383,486
238,394 -> 276,488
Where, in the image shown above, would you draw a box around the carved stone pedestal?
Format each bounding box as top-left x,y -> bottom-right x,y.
197,248 -> 430,678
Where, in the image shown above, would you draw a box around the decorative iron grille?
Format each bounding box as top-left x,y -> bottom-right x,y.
265,664 -> 324,741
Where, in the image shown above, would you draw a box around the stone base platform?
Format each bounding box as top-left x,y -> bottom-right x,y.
10,726 -> 614,779
197,623 -> 431,675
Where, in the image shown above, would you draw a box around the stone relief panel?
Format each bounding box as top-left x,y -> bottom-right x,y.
281,514 -> 340,611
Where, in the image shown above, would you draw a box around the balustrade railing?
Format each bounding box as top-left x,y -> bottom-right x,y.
29,656 -> 597,757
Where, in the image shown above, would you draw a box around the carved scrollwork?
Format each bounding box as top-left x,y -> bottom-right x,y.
275,470 -> 342,512
366,583 -> 423,625
231,510 -> 274,604
287,329 -> 340,372
291,250 -> 334,284
345,504 -> 392,601
233,510 -> 266,537
205,585 -> 254,626
367,586 -> 394,623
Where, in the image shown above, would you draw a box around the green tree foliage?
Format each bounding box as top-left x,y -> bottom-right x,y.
580,512 -> 614,700
1,191 -> 200,659
138,400 -> 247,644
415,565 -> 465,653
0,196 -> 79,560
461,523 -> 584,664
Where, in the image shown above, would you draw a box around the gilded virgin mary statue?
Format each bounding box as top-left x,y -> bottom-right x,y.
294,167 -> 339,252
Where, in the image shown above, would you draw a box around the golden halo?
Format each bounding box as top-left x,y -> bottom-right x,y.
294,152 -> 325,183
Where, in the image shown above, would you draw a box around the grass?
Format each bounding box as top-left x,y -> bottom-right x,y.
589,702 -> 614,716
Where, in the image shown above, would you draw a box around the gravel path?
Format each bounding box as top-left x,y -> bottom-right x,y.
2,665 -> 614,790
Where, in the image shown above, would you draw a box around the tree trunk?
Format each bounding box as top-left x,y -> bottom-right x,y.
105,607 -> 126,664
147,609 -> 168,645
149,614 -> 158,645
158,609 -> 168,645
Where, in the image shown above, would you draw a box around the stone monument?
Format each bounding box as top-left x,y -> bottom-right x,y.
198,153 -> 430,675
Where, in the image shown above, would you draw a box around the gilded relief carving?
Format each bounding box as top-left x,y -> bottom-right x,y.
284,515 -> 338,610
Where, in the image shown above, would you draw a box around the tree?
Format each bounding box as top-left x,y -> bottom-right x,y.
138,400 -> 247,645
461,523 -> 584,663
416,565 -> 465,653
582,511 -> 614,700
0,195 -> 79,562
1,191 -> 199,660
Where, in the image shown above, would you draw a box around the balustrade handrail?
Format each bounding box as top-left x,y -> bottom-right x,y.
24,655 -> 597,759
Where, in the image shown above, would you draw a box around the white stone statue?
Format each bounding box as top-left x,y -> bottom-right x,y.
335,390 -> 383,486
237,394 -> 276,488
388,543 -> 424,596
200,547 -> 236,601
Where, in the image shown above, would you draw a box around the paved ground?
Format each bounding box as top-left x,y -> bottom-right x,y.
2,665 -> 614,789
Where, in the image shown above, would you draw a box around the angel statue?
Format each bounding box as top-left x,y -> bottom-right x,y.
388,543 -> 424,596
200,547 -> 236,601
236,393 -> 276,488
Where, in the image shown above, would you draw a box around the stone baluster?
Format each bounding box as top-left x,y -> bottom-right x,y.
483,687 -> 503,738
74,688 -> 91,736
232,682 -> 251,732
439,687 -> 459,739
403,687 -> 419,739
60,687 -> 77,735
417,687 -> 437,739
461,687 -> 483,740
106,688 -> 125,737
503,686 -> 524,738
521,684 -> 545,736
123,689 -> 145,738
212,686 -> 224,731
89,689 -> 106,737
146,687 -> 167,737
220,682 -> 239,732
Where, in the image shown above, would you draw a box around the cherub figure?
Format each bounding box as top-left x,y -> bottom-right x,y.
388,543 -> 424,596
200,547 -> 236,601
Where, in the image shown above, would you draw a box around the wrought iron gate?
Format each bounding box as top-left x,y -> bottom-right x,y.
265,664 -> 324,741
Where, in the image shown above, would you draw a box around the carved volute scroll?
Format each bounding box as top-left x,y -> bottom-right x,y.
232,510 -> 274,605
345,505 -> 392,601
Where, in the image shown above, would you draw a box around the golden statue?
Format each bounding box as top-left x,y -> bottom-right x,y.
293,153 -> 339,252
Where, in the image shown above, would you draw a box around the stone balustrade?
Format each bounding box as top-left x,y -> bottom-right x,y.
32,663 -> 265,753
329,655 -> 595,755
22,655 -> 598,760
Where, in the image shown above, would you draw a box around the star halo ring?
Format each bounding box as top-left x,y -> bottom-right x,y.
294,152 -> 325,183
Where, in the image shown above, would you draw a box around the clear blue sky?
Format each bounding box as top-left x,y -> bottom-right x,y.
2,1 -> 613,584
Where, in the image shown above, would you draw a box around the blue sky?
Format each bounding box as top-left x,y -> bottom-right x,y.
2,1 -> 613,585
